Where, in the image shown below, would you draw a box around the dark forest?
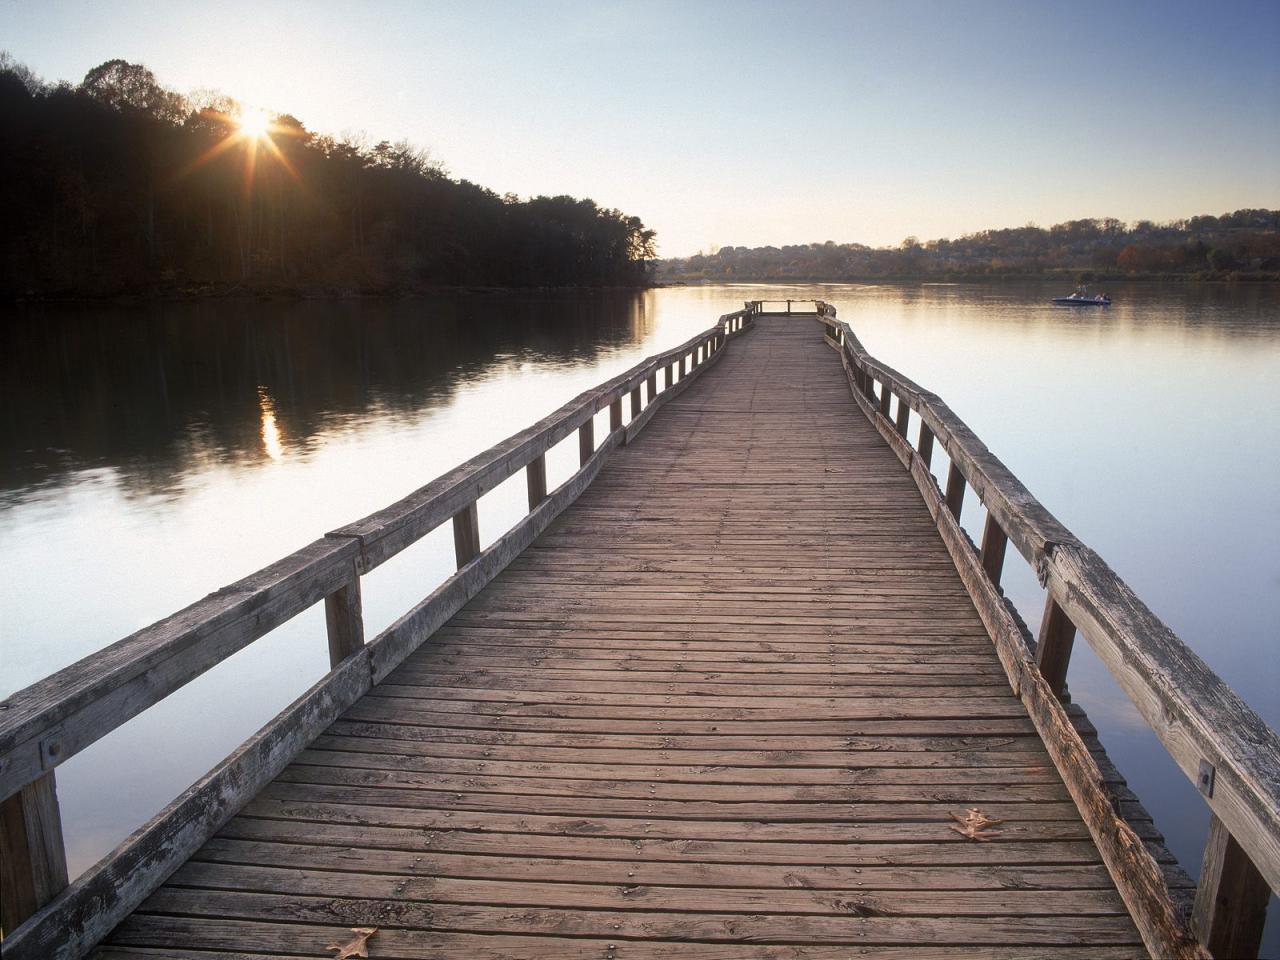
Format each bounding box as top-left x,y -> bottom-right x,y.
659,211 -> 1280,283
0,55 -> 656,298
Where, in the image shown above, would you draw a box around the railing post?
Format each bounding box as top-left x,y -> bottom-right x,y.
894,398 -> 910,438
1192,813 -> 1269,959
0,771 -> 69,934
878,381 -> 892,418
1035,596 -> 1076,699
944,462 -> 965,519
578,417 -> 594,467
630,385 -> 641,419
452,501 -> 480,568
609,397 -> 622,432
979,514 -> 1008,587
917,422 -> 935,468
647,370 -> 657,400
664,364 -> 673,389
526,453 -> 547,510
323,562 -> 364,665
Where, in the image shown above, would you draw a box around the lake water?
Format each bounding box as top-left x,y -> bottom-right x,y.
2,282 -> 1277,948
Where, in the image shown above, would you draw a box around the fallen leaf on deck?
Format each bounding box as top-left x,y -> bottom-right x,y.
949,808 -> 1004,842
327,927 -> 378,959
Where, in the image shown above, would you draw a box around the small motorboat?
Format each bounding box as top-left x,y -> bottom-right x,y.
1052,292 -> 1111,306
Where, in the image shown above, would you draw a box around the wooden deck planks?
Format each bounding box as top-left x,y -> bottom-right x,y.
99,319 -> 1146,956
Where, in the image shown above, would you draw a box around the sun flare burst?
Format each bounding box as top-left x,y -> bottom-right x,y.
237,108 -> 272,141
175,103 -> 300,190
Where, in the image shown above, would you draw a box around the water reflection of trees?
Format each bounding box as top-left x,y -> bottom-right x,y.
0,291 -> 648,500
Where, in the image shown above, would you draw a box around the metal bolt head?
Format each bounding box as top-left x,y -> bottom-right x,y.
1197,759 -> 1215,798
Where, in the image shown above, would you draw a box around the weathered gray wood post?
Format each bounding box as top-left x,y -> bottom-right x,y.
0,774 -> 69,935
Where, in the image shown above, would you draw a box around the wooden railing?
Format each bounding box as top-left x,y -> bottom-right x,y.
816,302 -> 1278,960
0,305 -> 757,960
750,298 -> 822,316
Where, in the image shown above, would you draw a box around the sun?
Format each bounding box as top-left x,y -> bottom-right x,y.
237,108 -> 272,141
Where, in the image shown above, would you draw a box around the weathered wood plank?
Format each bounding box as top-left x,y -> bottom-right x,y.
99,919 -> 1149,960
166,860 -> 1134,915
126,887 -> 1145,945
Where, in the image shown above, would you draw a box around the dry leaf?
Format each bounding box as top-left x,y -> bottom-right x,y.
949,808 -> 1004,842
327,927 -> 377,959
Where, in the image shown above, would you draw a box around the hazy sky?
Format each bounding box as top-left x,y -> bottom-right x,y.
3,0 -> 1278,256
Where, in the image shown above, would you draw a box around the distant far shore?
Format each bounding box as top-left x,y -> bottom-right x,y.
658,272 -> 1280,285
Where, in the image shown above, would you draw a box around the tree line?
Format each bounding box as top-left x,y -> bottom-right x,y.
660,212 -> 1280,283
0,54 -> 656,298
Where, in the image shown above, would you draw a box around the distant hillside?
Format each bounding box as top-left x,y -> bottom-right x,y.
659,212 -> 1280,283
0,54 -> 656,299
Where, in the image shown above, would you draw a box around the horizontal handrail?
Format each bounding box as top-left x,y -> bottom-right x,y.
748,298 -> 822,315
0,537 -> 360,800
816,303 -> 1278,956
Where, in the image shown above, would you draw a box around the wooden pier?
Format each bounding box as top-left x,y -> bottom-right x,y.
2,304 -> 1277,959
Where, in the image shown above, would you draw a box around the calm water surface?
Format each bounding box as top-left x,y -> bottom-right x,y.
2,283 -> 1277,945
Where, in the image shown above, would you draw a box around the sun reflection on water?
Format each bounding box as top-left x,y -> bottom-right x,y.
257,386 -> 284,461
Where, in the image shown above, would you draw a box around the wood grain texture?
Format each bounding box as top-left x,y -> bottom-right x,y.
323,562 -> 364,667
0,772 -> 68,933
92,318 -> 1152,958
1191,812 -> 1269,958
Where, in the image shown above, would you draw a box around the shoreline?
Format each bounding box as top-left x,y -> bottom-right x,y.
6,281 -> 657,306
9,274 -> 1279,306
658,272 -> 1280,285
